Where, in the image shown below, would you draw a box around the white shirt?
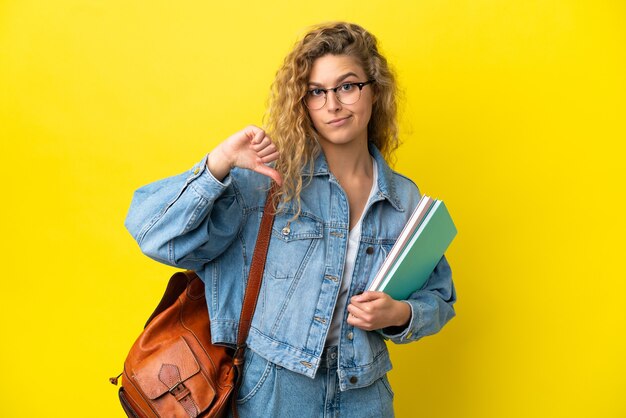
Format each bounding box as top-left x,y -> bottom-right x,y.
325,159 -> 379,346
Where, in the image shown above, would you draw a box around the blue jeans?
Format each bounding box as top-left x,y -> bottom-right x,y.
230,346 -> 395,417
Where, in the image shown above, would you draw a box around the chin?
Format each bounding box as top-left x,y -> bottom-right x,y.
317,129 -> 366,147
318,135 -> 354,146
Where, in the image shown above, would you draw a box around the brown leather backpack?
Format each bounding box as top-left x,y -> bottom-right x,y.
111,184 -> 277,417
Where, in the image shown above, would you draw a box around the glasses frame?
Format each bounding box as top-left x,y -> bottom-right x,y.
304,80 -> 375,110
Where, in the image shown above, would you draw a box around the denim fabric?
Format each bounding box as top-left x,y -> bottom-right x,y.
125,143 -> 456,392
230,346 -> 394,418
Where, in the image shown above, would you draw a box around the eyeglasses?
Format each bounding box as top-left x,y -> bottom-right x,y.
304,80 -> 375,110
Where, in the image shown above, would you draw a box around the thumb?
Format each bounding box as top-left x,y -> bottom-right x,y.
254,164 -> 283,186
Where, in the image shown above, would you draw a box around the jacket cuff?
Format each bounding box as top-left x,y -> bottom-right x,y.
379,301 -> 416,342
188,153 -> 232,200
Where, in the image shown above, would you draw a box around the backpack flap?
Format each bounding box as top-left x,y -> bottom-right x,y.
132,337 -> 216,416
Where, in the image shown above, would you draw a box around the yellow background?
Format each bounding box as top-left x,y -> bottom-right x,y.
1,0 -> 624,417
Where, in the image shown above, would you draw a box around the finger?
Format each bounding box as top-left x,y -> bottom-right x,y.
348,300 -> 366,313
347,314 -> 374,331
347,303 -> 368,318
251,139 -> 275,156
250,129 -> 266,145
256,143 -> 277,158
260,151 -> 280,164
351,291 -> 381,304
243,124 -> 262,135
253,164 -> 283,186
239,125 -> 262,143
347,310 -> 363,323
360,304 -> 373,314
360,291 -> 385,301
349,296 -> 373,311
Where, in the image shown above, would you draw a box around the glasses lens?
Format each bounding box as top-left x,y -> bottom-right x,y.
305,91 -> 326,110
336,84 -> 361,105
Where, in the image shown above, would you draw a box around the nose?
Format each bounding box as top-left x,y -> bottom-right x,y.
325,90 -> 342,111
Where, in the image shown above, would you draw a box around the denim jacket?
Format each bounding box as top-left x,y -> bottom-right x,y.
125,144 -> 456,391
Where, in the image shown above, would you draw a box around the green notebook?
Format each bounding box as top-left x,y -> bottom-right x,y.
369,197 -> 457,300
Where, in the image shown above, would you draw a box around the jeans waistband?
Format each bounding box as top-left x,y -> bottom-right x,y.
321,345 -> 338,369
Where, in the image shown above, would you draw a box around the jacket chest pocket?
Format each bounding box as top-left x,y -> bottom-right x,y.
263,213 -> 323,280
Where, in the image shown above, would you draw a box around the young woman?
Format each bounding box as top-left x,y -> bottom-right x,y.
125,22 -> 456,417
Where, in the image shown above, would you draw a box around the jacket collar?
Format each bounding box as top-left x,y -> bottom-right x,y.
306,143 -> 406,212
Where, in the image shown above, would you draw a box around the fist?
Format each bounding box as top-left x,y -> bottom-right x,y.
208,125 -> 282,185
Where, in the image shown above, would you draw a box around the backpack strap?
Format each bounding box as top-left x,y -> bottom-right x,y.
236,182 -> 279,354
231,183 -> 278,418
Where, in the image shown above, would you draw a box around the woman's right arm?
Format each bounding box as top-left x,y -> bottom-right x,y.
124,125 -> 281,271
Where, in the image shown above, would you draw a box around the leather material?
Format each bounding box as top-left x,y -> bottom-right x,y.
118,184 -> 278,417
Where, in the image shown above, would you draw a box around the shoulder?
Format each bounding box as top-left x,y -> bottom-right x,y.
372,151 -> 421,213
388,168 -> 422,212
390,168 -> 420,196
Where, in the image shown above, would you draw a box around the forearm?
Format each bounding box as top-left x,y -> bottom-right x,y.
380,255 -> 457,343
125,155 -> 242,270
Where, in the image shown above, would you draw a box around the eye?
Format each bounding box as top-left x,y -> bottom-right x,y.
340,83 -> 354,92
309,88 -> 325,97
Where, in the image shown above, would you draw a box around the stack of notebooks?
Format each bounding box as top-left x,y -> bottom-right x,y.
367,195 -> 457,300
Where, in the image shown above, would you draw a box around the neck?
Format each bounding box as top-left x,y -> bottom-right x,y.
320,139 -> 373,182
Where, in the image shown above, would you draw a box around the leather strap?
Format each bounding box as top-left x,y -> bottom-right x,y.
158,364 -> 199,417
236,182 -> 278,350
231,183 -> 278,418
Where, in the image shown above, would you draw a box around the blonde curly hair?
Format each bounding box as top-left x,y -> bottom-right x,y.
265,22 -> 399,215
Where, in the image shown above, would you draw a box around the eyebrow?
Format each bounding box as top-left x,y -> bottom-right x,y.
308,72 -> 360,87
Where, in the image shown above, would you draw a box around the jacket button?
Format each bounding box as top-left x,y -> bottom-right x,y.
347,332 -> 354,340
193,167 -> 200,175
349,376 -> 358,384
366,246 -> 374,255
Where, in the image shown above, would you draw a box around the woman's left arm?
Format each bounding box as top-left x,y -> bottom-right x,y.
347,255 -> 457,343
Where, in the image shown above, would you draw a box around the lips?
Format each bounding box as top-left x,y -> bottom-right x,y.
327,116 -> 351,126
